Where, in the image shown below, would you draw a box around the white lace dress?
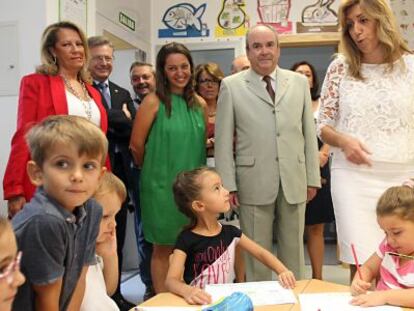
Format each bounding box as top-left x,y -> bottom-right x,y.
318,54 -> 414,263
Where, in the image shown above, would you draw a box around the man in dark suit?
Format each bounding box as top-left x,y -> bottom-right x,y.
88,36 -> 135,311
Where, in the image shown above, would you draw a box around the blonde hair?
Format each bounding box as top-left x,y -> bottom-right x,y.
338,0 -> 411,80
36,21 -> 92,83
377,185 -> 414,221
195,63 -> 225,94
26,115 -> 108,167
94,172 -> 127,203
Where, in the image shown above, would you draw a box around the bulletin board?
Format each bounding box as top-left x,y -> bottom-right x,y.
390,0 -> 414,49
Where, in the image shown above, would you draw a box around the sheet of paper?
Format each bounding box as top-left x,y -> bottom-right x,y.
299,293 -> 402,311
205,281 -> 296,306
135,307 -> 201,311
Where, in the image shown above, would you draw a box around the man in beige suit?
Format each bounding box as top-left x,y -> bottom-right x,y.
215,24 -> 320,281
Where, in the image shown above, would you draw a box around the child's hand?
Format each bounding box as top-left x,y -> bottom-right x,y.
351,278 -> 371,296
278,270 -> 296,289
183,287 -> 212,305
96,228 -> 117,258
350,292 -> 386,307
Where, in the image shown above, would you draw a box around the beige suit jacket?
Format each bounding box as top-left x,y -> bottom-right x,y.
215,67 -> 320,205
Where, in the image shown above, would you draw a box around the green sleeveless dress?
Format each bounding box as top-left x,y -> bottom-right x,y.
140,94 -> 206,245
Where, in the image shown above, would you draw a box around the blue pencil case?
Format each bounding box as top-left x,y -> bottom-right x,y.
202,292 -> 253,311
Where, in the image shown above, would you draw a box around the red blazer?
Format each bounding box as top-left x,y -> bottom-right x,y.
3,73 -> 108,201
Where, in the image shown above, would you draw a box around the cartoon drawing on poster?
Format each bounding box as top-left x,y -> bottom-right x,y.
215,0 -> 248,37
257,0 -> 293,34
297,0 -> 338,33
302,0 -> 337,23
158,3 -> 210,38
390,0 -> 414,49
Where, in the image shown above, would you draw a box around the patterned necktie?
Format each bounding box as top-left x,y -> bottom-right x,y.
97,82 -> 111,109
263,75 -> 275,103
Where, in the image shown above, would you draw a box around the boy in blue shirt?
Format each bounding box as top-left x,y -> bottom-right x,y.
12,115 -> 107,311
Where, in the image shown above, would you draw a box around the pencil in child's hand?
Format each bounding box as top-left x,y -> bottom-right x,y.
351,243 -> 363,279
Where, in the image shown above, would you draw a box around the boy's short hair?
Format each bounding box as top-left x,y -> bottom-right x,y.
26,115 -> 108,167
94,171 -> 127,203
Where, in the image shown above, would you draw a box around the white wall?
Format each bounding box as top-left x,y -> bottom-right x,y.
95,0 -> 151,55
0,0 -> 49,214
111,49 -> 137,95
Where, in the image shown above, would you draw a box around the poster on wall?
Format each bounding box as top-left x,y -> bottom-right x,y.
215,0 -> 249,37
390,0 -> 414,49
59,0 -> 87,32
257,0 -> 293,34
296,0 -> 338,34
158,3 -> 210,38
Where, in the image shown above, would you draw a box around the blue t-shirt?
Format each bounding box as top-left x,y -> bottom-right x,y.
175,224 -> 242,289
12,187 -> 102,311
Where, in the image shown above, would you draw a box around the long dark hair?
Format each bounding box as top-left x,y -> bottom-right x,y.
156,42 -> 198,116
291,61 -> 320,101
172,167 -> 214,231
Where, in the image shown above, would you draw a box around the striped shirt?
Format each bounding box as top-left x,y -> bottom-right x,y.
376,238 -> 414,290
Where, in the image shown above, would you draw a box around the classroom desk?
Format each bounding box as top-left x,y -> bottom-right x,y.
292,279 -> 414,311
134,279 -> 414,310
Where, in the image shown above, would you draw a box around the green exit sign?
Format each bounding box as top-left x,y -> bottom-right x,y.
119,12 -> 135,31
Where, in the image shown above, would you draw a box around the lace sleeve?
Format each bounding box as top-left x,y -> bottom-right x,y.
317,57 -> 346,136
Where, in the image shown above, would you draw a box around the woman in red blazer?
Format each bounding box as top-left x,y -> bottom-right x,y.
4,21 -> 108,217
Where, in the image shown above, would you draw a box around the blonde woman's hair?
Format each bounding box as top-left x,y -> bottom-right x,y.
377,185 -> 414,222
94,171 -> 127,203
338,0 -> 411,80
195,63 -> 225,94
36,21 -> 92,83
26,115 -> 108,167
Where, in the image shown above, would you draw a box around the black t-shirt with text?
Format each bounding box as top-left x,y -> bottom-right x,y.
175,224 -> 242,288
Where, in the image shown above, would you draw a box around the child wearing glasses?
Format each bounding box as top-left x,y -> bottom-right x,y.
0,216 -> 25,311
11,115 -> 107,311
351,181 -> 414,308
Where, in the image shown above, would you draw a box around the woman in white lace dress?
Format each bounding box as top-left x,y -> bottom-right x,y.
318,0 -> 414,280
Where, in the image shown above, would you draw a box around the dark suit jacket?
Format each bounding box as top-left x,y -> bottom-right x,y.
3,73 -> 108,201
94,81 -> 135,149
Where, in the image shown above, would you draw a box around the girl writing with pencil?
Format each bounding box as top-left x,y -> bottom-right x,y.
350,181 -> 414,308
165,167 -> 296,305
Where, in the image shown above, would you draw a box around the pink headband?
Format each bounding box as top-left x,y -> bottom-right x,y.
402,179 -> 414,189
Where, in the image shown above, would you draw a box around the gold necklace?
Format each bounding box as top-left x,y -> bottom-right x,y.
61,76 -> 92,120
208,108 -> 216,117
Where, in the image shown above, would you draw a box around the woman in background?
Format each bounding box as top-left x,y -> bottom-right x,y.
195,62 -> 224,167
291,61 -> 334,280
130,42 -> 207,293
3,21 -> 107,218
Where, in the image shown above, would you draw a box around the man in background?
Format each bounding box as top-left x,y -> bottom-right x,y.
231,54 -> 250,74
130,62 -> 156,107
88,36 -> 136,310
129,61 -> 156,300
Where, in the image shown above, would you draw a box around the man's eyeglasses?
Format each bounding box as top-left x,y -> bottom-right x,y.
198,79 -> 220,85
0,251 -> 22,285
91,55 -> 114,63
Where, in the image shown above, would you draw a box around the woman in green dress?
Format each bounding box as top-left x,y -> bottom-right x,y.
130,42 -> 207,293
